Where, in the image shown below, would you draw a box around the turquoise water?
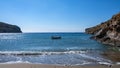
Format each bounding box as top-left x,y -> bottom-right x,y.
0,33 -> 112,65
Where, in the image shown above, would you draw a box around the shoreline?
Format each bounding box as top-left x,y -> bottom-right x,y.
0,63 -> 120,68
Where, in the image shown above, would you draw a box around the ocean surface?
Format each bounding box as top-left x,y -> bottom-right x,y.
0,33 -> 114,65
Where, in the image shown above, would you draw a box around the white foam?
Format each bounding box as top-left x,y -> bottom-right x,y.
98,62 -> 112,65
80,54 -> 99,60
116,62 -> 120,65
0,50 -> 87,55
3,61 -> 30,64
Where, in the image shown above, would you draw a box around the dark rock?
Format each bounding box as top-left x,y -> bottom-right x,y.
85,12 -> 120,47
0,22 -> 22,33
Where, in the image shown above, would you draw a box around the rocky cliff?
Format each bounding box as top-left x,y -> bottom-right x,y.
85,13 -> 120,46
0,22 -> 22,33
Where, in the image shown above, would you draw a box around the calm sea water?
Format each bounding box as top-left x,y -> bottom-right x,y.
0,33 -> 112,65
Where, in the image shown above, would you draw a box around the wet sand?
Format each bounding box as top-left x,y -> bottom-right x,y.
102,51 -> 120,62
0,63 -> 120,68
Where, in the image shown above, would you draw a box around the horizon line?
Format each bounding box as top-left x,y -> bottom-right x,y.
22,31 -> 85,33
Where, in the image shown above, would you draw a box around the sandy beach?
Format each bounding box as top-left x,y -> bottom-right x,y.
0,63 -> 119,68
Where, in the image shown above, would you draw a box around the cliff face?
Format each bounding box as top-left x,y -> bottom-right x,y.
85,13 -> 120,46
0,22 -> 22,33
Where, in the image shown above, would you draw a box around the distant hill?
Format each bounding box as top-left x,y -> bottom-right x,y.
85,12 -> 120,46
0,22 -> 22,33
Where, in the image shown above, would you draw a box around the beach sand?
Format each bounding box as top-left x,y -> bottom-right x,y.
0,63 -> 120,68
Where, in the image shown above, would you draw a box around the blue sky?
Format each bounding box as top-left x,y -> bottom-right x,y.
0,0 -> 120,32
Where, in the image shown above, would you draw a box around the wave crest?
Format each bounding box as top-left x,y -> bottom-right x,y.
0,50 -> 87,56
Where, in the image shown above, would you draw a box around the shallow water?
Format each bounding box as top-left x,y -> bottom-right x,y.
0,33 -> 113,65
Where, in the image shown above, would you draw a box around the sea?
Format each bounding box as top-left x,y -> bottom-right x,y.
0,33 -> 117,65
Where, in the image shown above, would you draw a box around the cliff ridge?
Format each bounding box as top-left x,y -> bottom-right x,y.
85,12 -> 120,46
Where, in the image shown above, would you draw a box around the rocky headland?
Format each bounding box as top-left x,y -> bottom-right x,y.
0,22 -> 22,33
85,12 -> 120,47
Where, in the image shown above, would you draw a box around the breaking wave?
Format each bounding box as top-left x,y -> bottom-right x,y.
0,50 -> 87,56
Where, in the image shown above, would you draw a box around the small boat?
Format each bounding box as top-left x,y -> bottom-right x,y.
51,36 -> 61,39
